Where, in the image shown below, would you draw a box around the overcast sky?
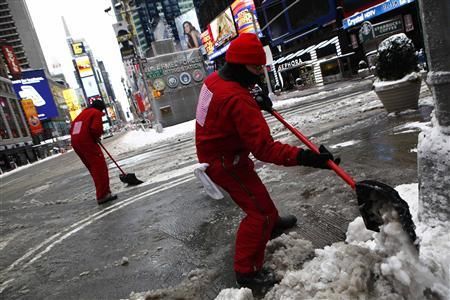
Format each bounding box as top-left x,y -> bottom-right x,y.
24,0 -> 131,115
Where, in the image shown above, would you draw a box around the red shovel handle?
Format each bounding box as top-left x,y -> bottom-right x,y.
271,110 -> 356,190
98,141 -> 126,176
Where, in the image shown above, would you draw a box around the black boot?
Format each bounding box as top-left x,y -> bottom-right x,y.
271,215 -> 297,239
97,193 -> 118,205
236,269 -> 278,289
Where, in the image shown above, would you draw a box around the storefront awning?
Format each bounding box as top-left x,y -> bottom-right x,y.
273,36 -> 339,65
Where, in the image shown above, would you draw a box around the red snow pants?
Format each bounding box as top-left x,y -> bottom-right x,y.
73,142 -> 111,201
207,155 -> 279,274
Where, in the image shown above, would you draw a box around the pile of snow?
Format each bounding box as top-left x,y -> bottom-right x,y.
110,120 -> 196,156
217,184 -> 450,300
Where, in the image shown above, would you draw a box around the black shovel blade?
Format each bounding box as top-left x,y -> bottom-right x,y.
355,180 -> 417,248
119,173 -> 144,186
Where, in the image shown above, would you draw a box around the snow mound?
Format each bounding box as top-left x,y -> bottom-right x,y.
111,120 -> 195,156
127,269 -> 215,300
215,288 -> 253,300
264,232 -> 314,281
263,183 -> 450,300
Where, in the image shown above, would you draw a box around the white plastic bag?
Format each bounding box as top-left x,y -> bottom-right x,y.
193,163 -> 224,200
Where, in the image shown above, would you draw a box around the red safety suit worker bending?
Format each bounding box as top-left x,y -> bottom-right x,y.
70,100 -> 117,205
195,33 -> 340,289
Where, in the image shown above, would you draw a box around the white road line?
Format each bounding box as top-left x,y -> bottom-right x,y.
0,174 -> 193,293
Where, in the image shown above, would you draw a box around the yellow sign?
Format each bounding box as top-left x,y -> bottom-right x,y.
71,42 -> 85,55
63,89 -> 82,121
75,56 -> 94,78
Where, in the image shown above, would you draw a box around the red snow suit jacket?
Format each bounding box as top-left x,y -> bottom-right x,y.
70,108 -> 104,145
195,71 -> 300,166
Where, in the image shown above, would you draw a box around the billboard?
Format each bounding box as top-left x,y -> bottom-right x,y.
201,7 -> 239,60
81,76 -> 101,98
231,0 -> 261,35
210,8 -> 237,49
71,41 -> 86,56
175,9 -> 202,50
12,69 -> 59,120
20,99 -> 43,135
75,56 -> 94,78
113,21 -> 135,59
63,88 -> 82,121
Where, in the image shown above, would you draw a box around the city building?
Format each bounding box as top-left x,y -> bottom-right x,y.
111,0 -> 194,56
0,0 -> 73,171
0,54 -> 34,172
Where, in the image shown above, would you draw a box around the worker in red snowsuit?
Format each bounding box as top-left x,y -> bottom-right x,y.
195,33 -> 340,288
70,100 -> 117,205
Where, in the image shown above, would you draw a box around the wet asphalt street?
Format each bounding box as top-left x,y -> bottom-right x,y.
0,81 -> 433,299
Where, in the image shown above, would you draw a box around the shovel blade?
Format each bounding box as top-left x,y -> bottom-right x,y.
119,173 -> 144,186
355,180 -> 417,247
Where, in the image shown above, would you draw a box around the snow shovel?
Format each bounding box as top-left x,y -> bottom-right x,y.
270,109 -> 417,246
98,141 -> 144,186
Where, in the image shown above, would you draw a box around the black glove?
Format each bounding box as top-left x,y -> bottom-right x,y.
254,92 -> 273,113
297,145 -> 341,169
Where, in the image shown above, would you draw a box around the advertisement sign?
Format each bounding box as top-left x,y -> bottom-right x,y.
134,93 -> 145,113
63,88 -> 82,121
75,56 -> 94,78
200,7 -> 238,60
201,30 -> 214,56
71,41 -> 85,56
81,76 -> 100,97
209,8 -> 237,49
20,99 -> 43,135
1,45 -> 21,79
231,0 -> 261,35
343,0 -> 416,29
175,9 -> 202,50
113,21 -> 135,59
373,17 -> 403,37
12,69 -> 59,120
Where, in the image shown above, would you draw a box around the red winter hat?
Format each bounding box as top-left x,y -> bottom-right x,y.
225,33 -> 266,65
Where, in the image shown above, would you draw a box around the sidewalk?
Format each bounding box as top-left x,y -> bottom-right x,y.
274,76 -> 375,101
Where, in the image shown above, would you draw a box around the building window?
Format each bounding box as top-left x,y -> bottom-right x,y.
0,107 -> 10,139
9,98 -> 28,137
0,96 -> 19,138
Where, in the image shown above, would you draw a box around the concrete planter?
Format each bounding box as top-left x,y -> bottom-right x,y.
373,76 -> 421,112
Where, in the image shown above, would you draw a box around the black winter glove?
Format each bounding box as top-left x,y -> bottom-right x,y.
297,145 -> 341,169
254,92 -> 273,113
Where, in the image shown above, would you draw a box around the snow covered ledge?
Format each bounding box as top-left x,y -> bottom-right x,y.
418,114 -> 450,223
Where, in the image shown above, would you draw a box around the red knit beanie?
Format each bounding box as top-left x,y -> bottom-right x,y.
225,33 -> 266,65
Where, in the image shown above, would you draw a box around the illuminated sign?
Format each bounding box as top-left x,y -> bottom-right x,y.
71,42 -> 85,56
63,89 -> 82,121
75,56 -> 94,78
21,99 -> 43,135
81,76 -> 100,98
1,45 -> 21,79
343,0 -> 416,29
231,0 -> 261,35
12,69 -> 59,120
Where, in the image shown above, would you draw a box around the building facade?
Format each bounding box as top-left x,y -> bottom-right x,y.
0,57 -> 35,172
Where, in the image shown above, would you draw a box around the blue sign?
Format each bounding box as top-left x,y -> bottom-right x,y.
12,69 -> 59,120
343,0 -> 416,29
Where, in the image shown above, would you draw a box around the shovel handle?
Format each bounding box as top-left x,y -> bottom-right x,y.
98,141 -> 126,176
271,110 -> 356,189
